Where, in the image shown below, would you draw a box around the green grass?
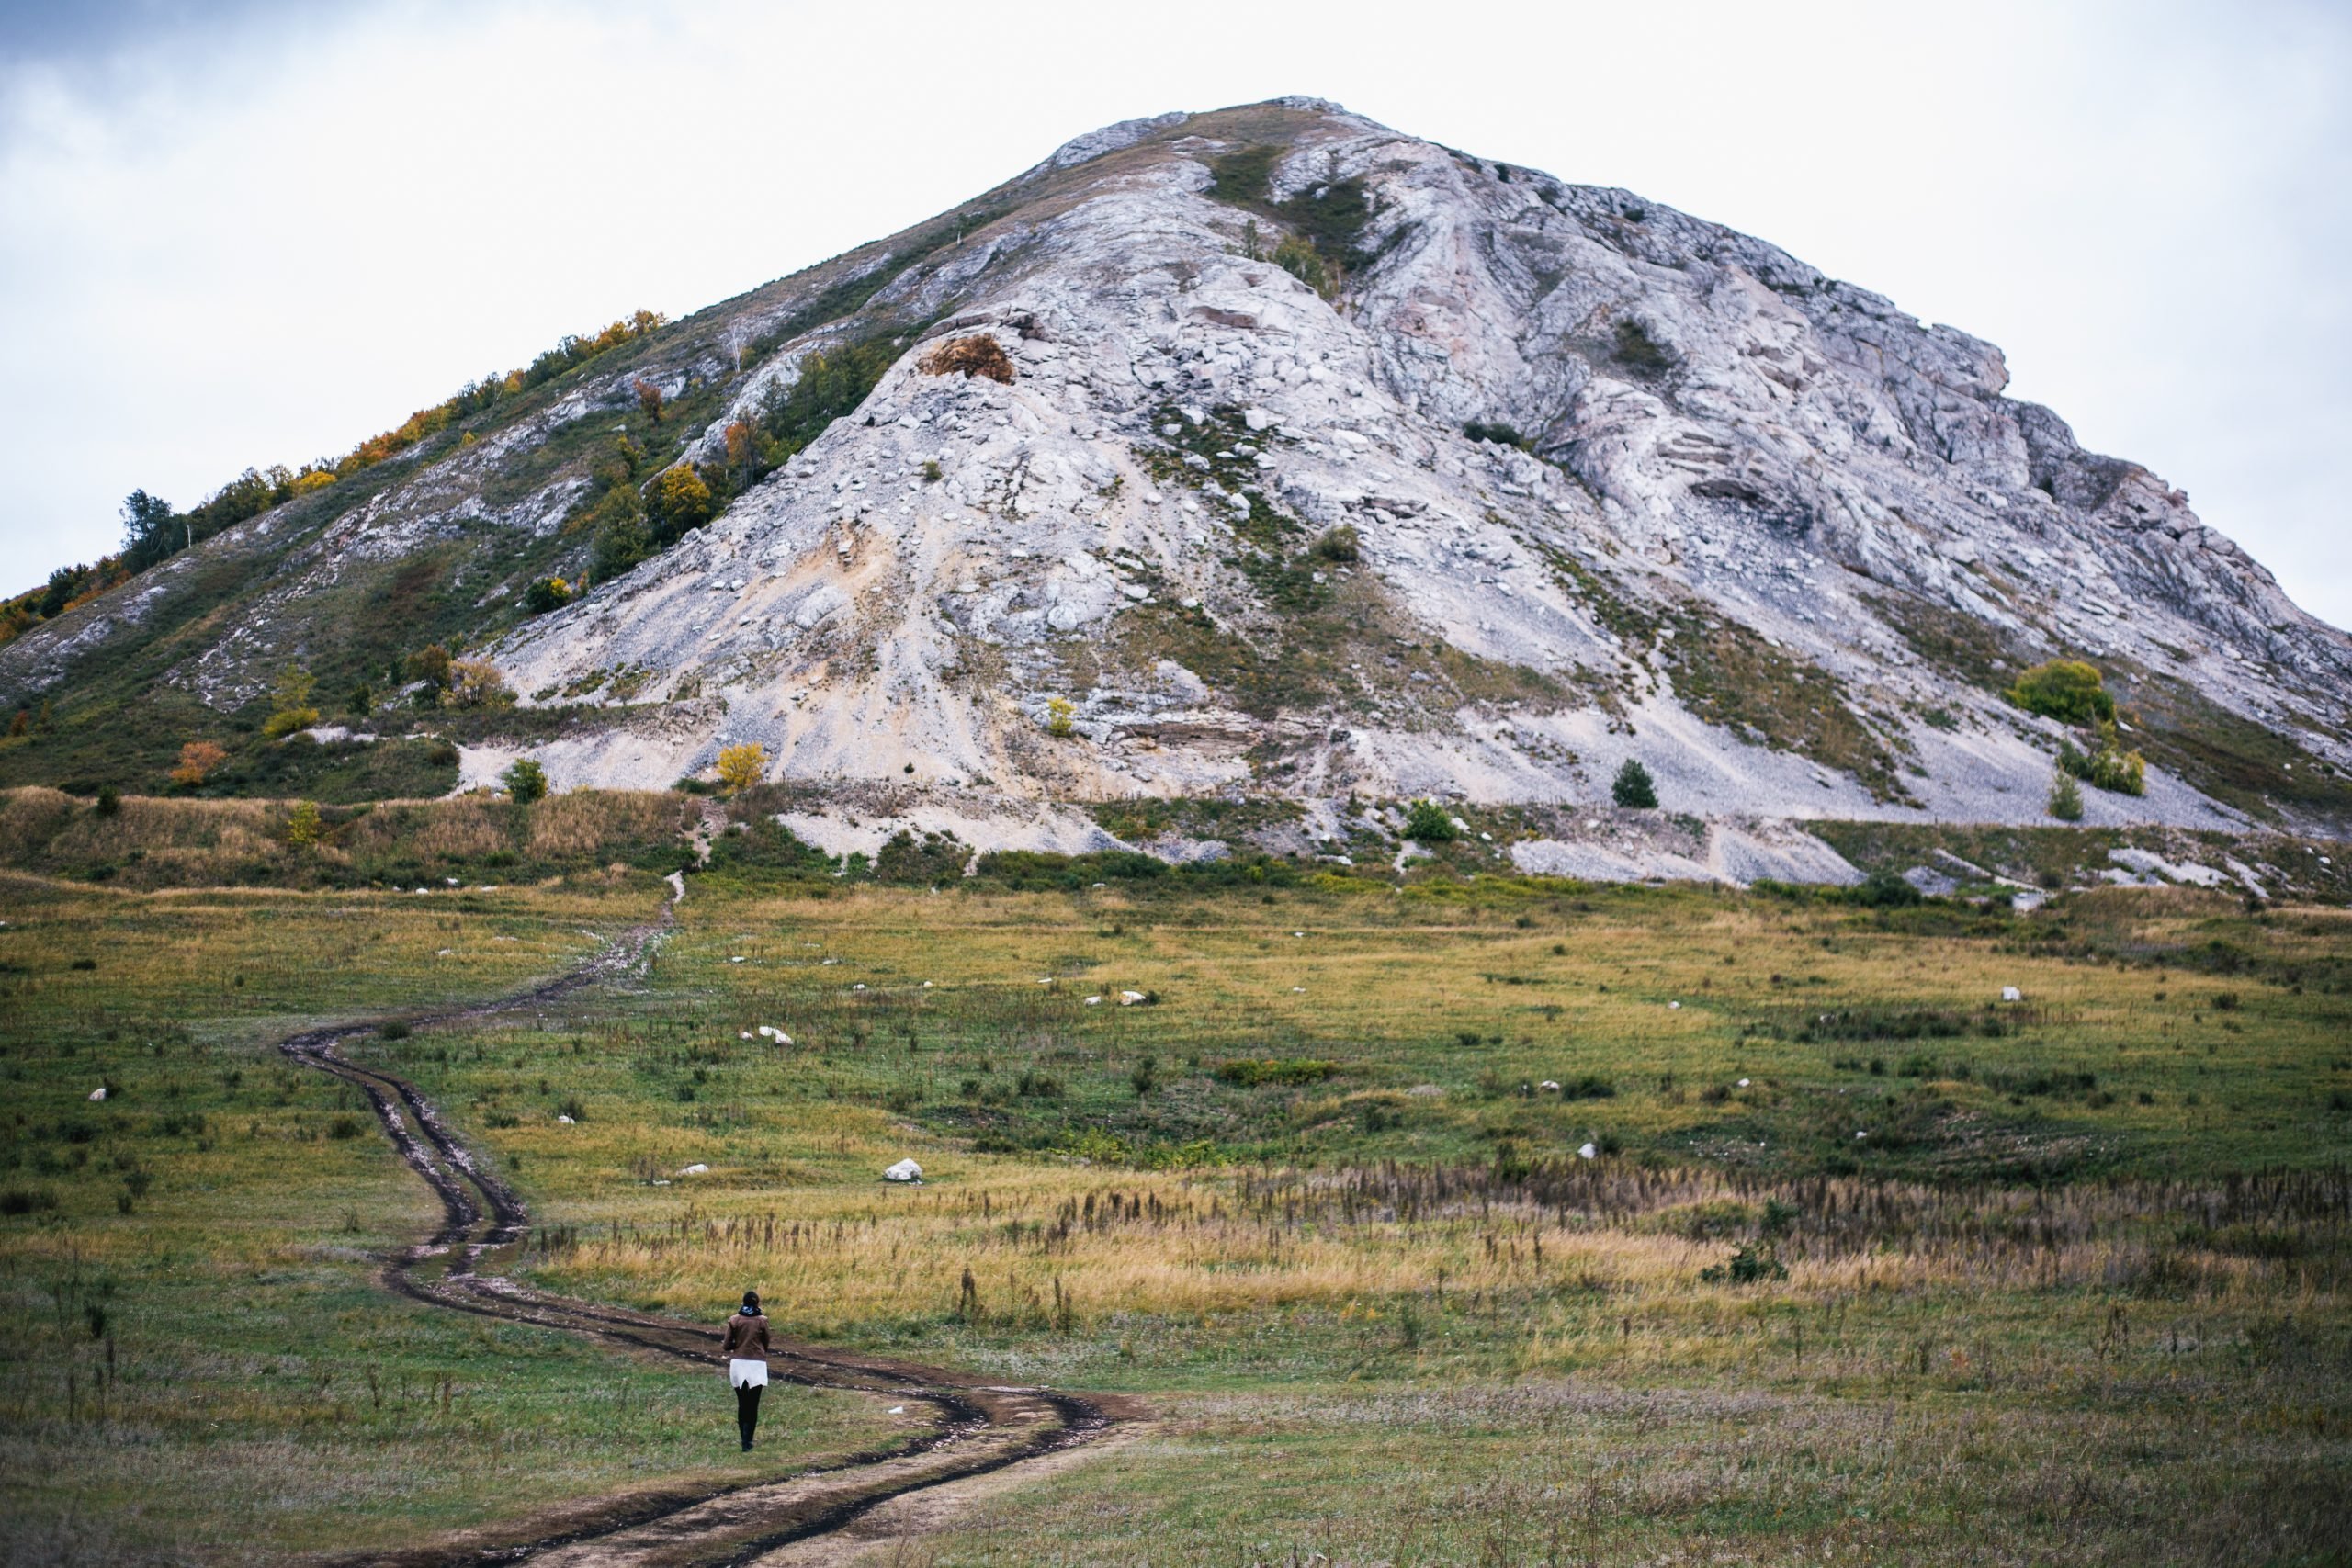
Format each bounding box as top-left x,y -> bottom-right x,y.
3,861 -> 2347,1564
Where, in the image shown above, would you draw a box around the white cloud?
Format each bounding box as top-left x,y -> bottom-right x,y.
2,0 -> 2346,628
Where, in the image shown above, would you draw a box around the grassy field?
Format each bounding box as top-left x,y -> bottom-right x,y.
3,860 -> 2347,1563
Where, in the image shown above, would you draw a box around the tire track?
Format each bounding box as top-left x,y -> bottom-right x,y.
283,903 -> 1127,1566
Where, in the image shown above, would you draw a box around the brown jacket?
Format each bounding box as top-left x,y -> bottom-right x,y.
721,1311 -> 772,1359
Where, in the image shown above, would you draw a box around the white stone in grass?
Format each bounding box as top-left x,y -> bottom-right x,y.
730,955 -> 746,964
557,1114 -> 575,1124
1540,1080 -> 1560,1092
1084,995 -> 1102,1005
445,877 -> 459,886
1737,1077 -> 1750,1088
1668,1000 -> 1681,1010
1855,1130 -> 1868,1140
680,1163 -> 709,1175
852,982 -> 866,991
1577,1142 -> 1597,1159
2001,986 -> 2023,1002
741,1031 -> 753,1040
883,1159 -> 923,1183
88,1087 -> 107,1101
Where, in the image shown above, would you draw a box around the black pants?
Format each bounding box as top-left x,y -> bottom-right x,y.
735,1382 -> 763,1449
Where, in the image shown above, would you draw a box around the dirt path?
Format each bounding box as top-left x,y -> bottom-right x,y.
280,894 -> 1133,1566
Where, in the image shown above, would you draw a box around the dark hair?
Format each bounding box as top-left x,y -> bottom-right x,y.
741,1290 -> 760,1309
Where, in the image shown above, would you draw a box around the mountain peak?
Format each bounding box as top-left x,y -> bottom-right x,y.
6,101 -> 2347,859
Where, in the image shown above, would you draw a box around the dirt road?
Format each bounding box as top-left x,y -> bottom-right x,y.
280,908 -> 1127,1565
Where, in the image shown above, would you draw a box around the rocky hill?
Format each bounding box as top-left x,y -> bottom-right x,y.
6,97 -> 2348,871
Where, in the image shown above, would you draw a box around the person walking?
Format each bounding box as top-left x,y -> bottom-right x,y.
721,1290 -> 773,1450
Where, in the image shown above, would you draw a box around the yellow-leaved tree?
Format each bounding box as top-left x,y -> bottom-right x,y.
717,742 -> 766,794
171,739 -> 228,789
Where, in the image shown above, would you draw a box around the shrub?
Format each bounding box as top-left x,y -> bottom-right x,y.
261,706 -> 319,739
1613,319 -> 1671,373
444,659 -> 512,709
328,1115 -> 365,1140
1700,1240 -> 1788,1285
502,758 -> 549,805
1611,759 -> 1658,808
95,786 -> 119,817
1403,799 -> 1457,843
2008,660 -> 2116,725
1311,525 -> 1361,562
523,577 -> 574,614
1850,869 -> 1922,908
1015,1069 -> 1065,1099
2054,724 -> 2147,797
1557,1075 -> 1616,1100
916,334 -> 1015,383
1463,420 -> 1527,447
1215,1058 -> 1339,1088
379,1021 -> 411,1040
1272,233 -> 1332,299
283,800 -> 323,847
1046,698 -> 1075,739
0,1189 -> 59,1217
2049,769 -> 2085,821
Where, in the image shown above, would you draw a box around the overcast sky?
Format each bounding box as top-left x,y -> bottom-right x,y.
2,0 -> 2346,628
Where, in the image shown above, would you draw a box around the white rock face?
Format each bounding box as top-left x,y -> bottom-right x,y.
8,99 -> 2347,857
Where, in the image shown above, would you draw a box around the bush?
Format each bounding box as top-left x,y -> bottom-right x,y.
1403,799 -> 1457,843
2049,769 -> 2085,821
1272,233 -> 1332,298
2059,725 -> 2147,796
283,800 -> 323,847
2008,660 -> 2116,725
444,659 -> 512,709
1700,1240 -> 1788,1285
1611,759 -> 1657,808
1463,420 -> 1527,447
1215,1058 -> 1339,1088
328,1115 -> 365,1140
261,706 -> 320,739
95,786 -> 119,817
523,577 -> 575,614
1850,869 -> 1923,908
502,758 -> 548,805
1311,525 -> 1361,563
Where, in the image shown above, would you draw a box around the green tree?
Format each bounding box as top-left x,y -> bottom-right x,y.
284,799 -> 323,847
406,643 -> 453,692
502,758 -> 548,804
262,665 -> 321,739
1404,799 -> 1457,842
1612,759 -> 1658,808
523,577 -> 574,614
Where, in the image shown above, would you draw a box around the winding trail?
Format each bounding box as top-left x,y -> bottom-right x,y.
282,887 -> 1130,1566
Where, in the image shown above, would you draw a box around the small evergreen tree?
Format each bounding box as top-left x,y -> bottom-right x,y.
2049,769 -> 2085,821
284,799 -> 323,847
1612,759 -> 1658,808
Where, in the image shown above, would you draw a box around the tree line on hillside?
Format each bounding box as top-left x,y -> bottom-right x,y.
1,311 -> 668,648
